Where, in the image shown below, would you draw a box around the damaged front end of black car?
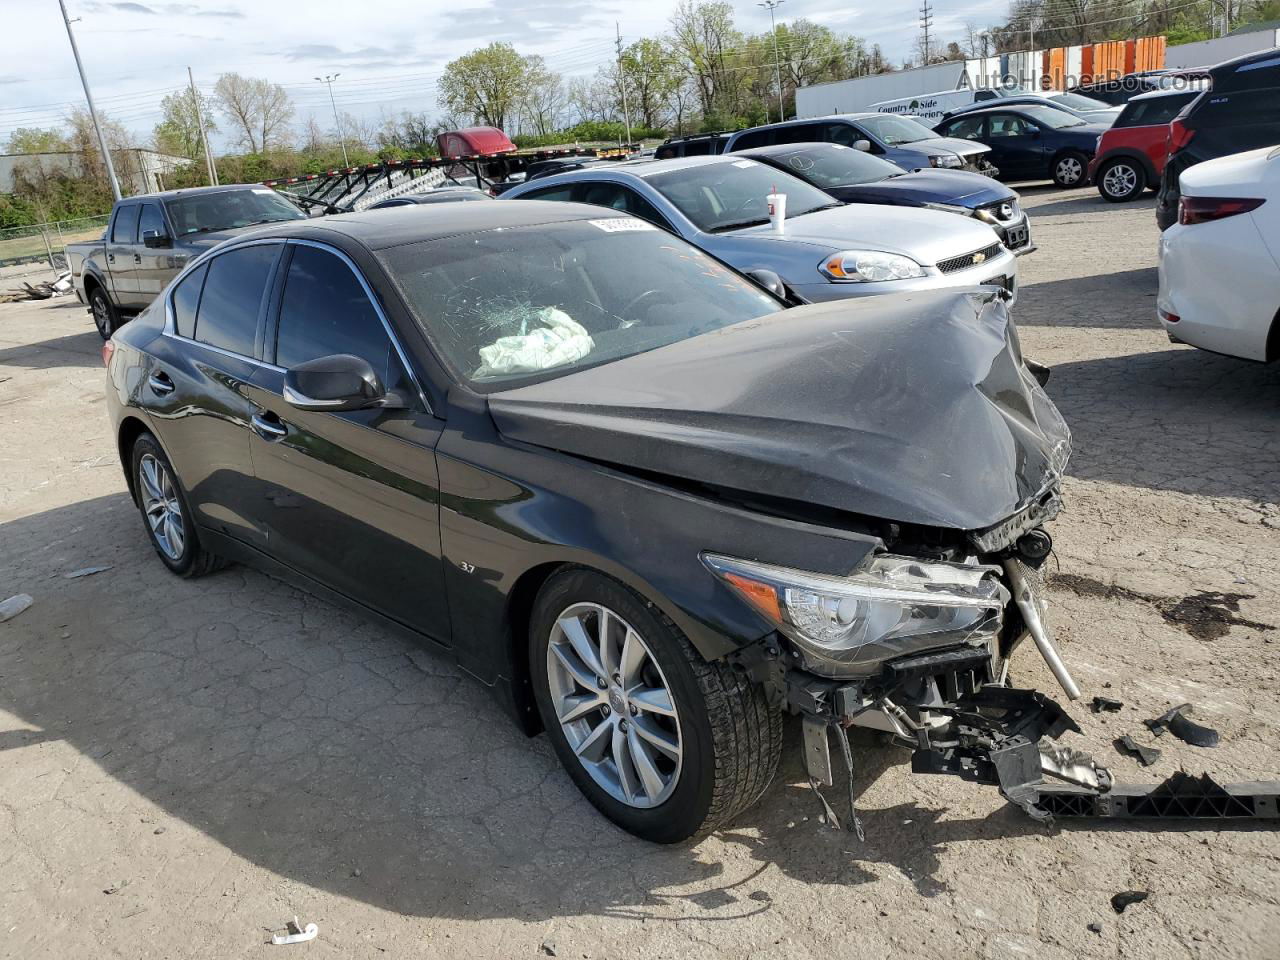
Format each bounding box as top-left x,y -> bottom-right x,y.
489,283 -> 1278,833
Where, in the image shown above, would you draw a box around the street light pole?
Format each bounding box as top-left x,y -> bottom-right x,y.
188,67 -> 218,186
315,74 -> 349,168
759,0 -> 786,123
57,0 -> 121,200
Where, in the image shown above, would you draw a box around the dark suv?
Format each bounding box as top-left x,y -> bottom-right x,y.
1156,48 -> 1280,229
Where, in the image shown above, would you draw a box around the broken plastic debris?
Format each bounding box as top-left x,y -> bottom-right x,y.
0,594 -> 33,623
1146,704 -> 1220,748
1115,735 -> 1161,767
474,308 -> 593,378
1110,890 -> 1149,913
271,918 -> 318,945
1091,696 -> 1123,713
64,565 -> 112,579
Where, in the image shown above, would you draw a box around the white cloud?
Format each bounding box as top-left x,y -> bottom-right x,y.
0,0 -> 1012,149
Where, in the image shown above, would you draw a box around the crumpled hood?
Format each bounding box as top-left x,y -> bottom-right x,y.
921,136 -> 993,159
488,290 -> 1070,531
834,169 -> 1014,208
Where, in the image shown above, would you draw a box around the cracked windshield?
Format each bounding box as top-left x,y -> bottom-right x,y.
381,220 -> 783,386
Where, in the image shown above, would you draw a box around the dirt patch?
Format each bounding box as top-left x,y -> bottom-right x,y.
1052,573 -> 1276,641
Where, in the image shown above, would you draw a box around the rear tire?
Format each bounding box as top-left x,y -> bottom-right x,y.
1052,150 -> 1089,188
1096,158 -> 1146,202
129,433 -> 225,578
530,568 -> 782,843
89,286 -> 119,340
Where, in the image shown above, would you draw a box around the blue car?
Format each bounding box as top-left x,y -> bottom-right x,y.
739,142 -> 1033,254
932,105 -> 1110,187
723,113 -> 995,174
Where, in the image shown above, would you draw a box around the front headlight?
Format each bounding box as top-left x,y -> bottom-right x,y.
922,201 -> 972,216
704,553 -> 1008,677
819,250 -> 926,282
930,155 -> 963,168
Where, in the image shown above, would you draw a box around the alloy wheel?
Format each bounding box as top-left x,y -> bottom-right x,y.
138,453 -> 185,561
1057,156 -> 1084,185
1102,163 -> 1139,199
91,293 -> 112,338
546,602 -> 683,808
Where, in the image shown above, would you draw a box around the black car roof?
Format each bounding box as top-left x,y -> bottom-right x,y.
241,200 -> 630,251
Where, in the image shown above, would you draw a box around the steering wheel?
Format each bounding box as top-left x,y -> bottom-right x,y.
620,288 -> 670,319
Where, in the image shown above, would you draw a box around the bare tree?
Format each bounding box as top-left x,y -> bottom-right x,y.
214,73 -> 295,153
520,56 -> 564,136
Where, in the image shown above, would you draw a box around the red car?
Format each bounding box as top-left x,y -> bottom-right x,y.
1090,87 -> 1203,202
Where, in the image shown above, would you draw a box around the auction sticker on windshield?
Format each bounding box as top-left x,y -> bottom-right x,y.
589,219 -> 657,232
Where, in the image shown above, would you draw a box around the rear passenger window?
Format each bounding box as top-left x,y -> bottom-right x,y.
1197,89 -> 1280,127
111,205 -> 140,244
274,245 -> 408,393
731,129 -> 773,150
193,244 -> 279,357
1119,93 -> 1195,128
170,263 -> 207,339
521,185 -> 575,202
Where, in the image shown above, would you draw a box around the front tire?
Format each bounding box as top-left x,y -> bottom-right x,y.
130,433 -> 225,578
1096,158 -> 1146,202
530,568 -> 782,843
89,286 -> 119,340
1052,150 -> 1088,188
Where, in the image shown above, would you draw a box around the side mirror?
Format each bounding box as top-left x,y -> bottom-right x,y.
746,268 -> 788,300
283,354 -> 387,412
853,139 -> 872,152
142,229 -> 171,249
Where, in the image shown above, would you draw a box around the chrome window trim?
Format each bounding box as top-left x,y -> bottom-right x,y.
283,238 -> 431,414
162,236 -> 432,414
162,237 -> 285,371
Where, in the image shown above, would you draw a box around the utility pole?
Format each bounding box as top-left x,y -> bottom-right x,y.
57,0 -> 121,200
315,74 -> 349,168
919,0 -> 933,65
188,67 -> 218,187
615,24 -> 634,149
758,1 -> 786,123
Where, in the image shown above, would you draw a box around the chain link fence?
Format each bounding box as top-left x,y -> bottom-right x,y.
0,216 -> 110,279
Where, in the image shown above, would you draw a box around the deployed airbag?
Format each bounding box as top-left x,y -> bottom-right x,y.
475,308 -> 593,378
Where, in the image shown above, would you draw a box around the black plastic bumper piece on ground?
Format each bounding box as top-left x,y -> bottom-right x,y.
1033,773 -> 1280,820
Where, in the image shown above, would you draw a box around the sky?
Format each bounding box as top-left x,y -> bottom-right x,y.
0,0 -> 1011,151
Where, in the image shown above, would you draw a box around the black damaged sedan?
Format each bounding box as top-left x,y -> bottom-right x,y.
104,201 -> 1097,843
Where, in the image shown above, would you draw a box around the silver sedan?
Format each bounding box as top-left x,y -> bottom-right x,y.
499,155 -> 1017,303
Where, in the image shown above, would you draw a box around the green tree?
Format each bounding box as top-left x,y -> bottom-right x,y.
668,0 -> 748,118
438,42 -> 528,130
152,87 -> 217,160
520,56 -> 564,136
620,38 -> 682,129
5,127 -> 70,153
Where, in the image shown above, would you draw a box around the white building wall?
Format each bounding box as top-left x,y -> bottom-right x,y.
1165,30 -> 1280,68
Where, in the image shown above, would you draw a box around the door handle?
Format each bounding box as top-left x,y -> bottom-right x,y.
107,253 -> 115,264
134,253 -> 142,264
251,412 -> 288,441
147,371 -> 175,396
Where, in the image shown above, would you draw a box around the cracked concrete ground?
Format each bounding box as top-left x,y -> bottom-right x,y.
1,187 -> 1278,959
